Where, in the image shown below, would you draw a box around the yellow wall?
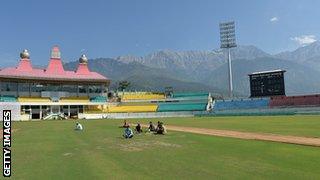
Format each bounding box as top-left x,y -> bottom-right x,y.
60,97 -> 89,103
19,96 -> 90,103
107,105 -> 158,112
84,105 -> 103,113
121,94 -> 165,100
85,104 -> 158,113
18,97 -> 51,102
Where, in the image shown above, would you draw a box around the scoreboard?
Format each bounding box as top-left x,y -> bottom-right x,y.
249,70 -> 286,97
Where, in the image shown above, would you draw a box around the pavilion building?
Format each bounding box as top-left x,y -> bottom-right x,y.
0,46 -> 110,120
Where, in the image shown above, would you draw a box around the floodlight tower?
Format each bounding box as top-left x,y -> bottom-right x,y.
219,21 -> 237,98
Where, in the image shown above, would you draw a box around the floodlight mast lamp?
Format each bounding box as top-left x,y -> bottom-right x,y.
219,21 -> 237,98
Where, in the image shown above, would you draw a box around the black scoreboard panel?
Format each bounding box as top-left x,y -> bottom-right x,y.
249,70 -> 285,97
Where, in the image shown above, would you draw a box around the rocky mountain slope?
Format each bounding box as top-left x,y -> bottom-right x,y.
64,43 -> 320,97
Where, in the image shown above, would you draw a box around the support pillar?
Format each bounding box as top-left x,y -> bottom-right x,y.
29,83 -> 31,97
39,105 -> 42,119
30,106 -> 32,120
86,85 -> 89,97
77,84 -> 79,97
16,82 -> 19,97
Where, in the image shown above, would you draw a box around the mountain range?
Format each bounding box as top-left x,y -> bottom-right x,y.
64,42 -> 320,97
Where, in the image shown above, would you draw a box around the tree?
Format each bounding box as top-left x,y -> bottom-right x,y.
118,81 -> 130,91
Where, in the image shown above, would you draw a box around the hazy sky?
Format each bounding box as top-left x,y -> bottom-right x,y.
1,0 -> 319,66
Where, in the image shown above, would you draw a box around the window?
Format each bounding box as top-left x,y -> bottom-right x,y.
1,82 -> 17,91
18,82 -> 29,92
78,85 -> 87,93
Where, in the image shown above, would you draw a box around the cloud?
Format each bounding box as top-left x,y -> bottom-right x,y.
270,17 -> 278,22
290,35 -> 317,46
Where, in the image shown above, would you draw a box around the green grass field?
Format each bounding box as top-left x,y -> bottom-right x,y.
136,115 -> 320,137
4,115 -> 320,179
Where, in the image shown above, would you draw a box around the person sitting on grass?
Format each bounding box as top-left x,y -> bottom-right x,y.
121,120 -> 130,128
123,127 -> 134,139
162,123 -> 167,134
75,122 -> 83,131
147,121 -> 156,132
156,122 -> 167,135
135,123 -> 143,133
155,121 -> 161,132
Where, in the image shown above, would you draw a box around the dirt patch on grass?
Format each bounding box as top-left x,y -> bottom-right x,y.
114,137 -> 181,152
154,142 -> 182,148
95,146 -> 105,150
162,125 -> 320,147
118,143 -> 144,152
63,153 -> 73,156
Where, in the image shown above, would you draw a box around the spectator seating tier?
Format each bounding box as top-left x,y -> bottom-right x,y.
214,98 -> 270,111
172,92 -> 209,98
18,97 -> 51,102
157,103 -> 207,112
90,96 -> 107,102
107,105 -> 158,113
270,94 -> 320,107
171,96 -> 209,101
60,96 -> 89,103
121,93 -> 165,100
0,96 -> 17,102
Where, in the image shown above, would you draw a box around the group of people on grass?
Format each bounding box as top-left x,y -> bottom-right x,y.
121,120 -> 167,139
74,120 -> 167,139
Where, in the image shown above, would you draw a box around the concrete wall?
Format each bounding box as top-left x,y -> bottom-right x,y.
79,111 -> 195,119
0,102 -> 21,121
199,106 -> 320,116
270,94 -> 320,107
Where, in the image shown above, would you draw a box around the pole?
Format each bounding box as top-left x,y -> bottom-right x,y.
40,105 -> 42,119
227,48 -> 233,98
68,105 -> 71,117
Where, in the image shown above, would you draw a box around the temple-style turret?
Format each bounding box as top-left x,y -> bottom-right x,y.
46,46 -> 65,74
0,46 -> 108,84
79,54 -> 88,64
20,49 -> 30,59
76,54 -> 90,75
51,46 -> 61,59
17,49 -> 33,72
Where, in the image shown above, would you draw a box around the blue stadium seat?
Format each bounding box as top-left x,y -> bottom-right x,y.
172,92 -> 209,98
214,98 -> 270,111
0,96 -> 17,102
157,102 -> 207,112
90,96 -> 107,102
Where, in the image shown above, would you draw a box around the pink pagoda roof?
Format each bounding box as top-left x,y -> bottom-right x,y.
0,46 -> 109,83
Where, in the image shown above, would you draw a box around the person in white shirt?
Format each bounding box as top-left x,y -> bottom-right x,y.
75,122 -> 83,131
